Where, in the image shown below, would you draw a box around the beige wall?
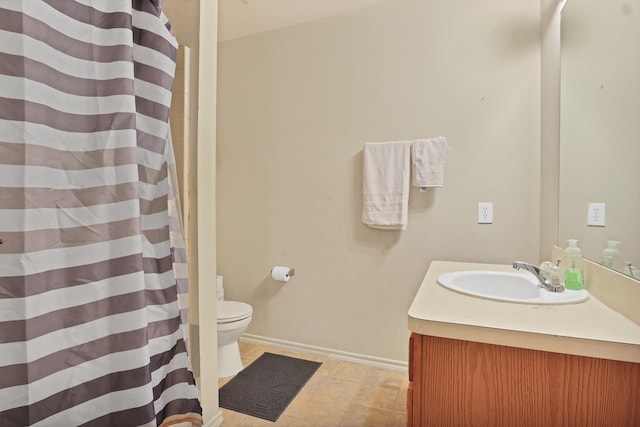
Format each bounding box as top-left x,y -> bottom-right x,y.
217,0 -> 543,362
162,0 -> 202,375
163,1 -> 220,424
539,0 -> 562,262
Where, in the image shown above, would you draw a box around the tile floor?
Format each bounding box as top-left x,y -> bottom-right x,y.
218,341 -> 408,426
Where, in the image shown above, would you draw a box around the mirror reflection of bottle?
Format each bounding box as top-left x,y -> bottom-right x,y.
601,240 -> 622,271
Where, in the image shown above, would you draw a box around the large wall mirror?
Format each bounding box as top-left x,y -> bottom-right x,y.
560,0 -> 639,280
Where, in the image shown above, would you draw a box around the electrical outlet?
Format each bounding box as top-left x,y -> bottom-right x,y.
478,202 -> 493,224
587,202 -> 606,226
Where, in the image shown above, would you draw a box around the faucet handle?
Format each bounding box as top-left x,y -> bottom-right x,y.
513,260 -> 565,293
542,261 -> 565,289
539,261 -> 555,281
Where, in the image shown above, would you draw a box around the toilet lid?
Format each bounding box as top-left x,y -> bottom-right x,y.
217,300 -> 252,323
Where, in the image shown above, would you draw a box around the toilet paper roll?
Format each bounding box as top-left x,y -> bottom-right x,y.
271,266 -> 292,282
216,275 -> 224,301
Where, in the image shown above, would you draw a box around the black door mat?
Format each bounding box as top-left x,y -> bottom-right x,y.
219,352 -> 322,422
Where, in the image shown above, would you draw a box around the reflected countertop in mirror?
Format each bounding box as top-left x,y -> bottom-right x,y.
559,0 -> 640,279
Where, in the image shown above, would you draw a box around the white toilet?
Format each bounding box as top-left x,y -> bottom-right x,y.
217,300 -> 253,378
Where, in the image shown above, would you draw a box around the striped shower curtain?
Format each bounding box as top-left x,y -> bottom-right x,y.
0,1 -> 202,426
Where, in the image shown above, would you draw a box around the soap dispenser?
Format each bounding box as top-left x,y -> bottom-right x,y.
564,239 -> 584,290
601,240 -> 622,270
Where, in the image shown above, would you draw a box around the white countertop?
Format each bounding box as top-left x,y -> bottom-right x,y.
408,261 -> 640,363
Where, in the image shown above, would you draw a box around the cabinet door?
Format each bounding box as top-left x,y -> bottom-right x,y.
411,334 -> 640,426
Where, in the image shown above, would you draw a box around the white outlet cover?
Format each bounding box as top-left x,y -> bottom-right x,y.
587,202 -> 606,226
478,202 -> 493,224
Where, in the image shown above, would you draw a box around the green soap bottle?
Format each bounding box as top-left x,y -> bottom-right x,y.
564,239 -> 584,290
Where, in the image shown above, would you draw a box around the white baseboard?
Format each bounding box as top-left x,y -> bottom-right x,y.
204,410 -> 224,427
240,333 -> 408,372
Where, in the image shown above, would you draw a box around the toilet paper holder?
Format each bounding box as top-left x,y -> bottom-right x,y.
271,266 -> 295,281
272,267 -> 295,276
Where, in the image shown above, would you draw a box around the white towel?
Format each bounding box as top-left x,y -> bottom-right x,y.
411,137 -> 447,188
361,141 -> 411,230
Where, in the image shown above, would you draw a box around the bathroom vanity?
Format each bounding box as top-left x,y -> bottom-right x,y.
407,261 -> 640,427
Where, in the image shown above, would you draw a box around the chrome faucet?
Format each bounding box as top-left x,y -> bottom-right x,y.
512,261 -> 564,293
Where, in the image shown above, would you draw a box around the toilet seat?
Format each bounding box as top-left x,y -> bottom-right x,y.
217,300 -> 252,324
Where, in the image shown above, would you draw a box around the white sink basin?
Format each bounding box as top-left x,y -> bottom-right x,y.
437,271 -> 589,304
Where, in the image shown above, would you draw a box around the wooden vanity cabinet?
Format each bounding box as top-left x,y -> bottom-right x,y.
408,333 -> 640,427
